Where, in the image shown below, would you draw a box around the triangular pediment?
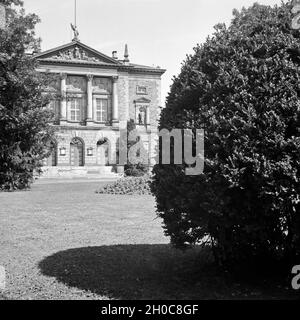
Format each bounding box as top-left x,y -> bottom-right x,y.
35,41 -> 120,65
134,97 -> 151,103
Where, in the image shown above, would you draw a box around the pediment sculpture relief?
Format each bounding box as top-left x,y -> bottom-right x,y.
49,46 -> 103,63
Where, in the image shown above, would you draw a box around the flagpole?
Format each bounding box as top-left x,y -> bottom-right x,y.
75,0 -> 77,27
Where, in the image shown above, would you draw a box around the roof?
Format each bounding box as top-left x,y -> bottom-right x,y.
35,40 -> 166,75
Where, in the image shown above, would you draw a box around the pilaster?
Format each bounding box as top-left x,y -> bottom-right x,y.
60,73 -> 67,125
112,76 -> 119,127
86,74 -> 94,125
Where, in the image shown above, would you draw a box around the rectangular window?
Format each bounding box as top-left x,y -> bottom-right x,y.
96,98 -> 108,122
69,98 -> 82,121
136,85 -> 147,95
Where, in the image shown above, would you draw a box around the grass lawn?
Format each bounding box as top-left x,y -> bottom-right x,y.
0,179 -> 297,300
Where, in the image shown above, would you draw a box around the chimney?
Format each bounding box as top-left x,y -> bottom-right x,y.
0,3 -> 6,30
112,51 -> 118,59
124,44 -> 129,64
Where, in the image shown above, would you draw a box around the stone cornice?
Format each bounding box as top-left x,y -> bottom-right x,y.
53,125 -> 121,131
37,59 -> 166,75
34,40 -> 166,76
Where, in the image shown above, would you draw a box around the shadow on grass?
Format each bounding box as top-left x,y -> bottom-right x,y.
38,244 -> 227,300
38,244 -> 296,300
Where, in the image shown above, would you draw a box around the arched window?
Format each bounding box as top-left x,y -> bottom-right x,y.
46,141 -> 57,167
97,138 -> 109,166
70,137 -> 84,167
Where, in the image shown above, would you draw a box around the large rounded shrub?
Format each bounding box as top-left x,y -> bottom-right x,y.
151,2 -> 300,271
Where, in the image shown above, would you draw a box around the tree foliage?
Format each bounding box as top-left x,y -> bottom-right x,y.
0,1 -> 54,190
124,119 -> 149,177
151,1 -> 300,271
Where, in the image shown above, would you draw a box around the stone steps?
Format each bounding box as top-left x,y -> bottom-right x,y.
40,166 -> 122,179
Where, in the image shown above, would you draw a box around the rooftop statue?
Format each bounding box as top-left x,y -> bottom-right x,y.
71,23 -> 79,41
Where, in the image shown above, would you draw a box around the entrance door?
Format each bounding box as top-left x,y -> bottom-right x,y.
97,139 -> 109,166
70,138 -> 84,167
46,142 -> 57,166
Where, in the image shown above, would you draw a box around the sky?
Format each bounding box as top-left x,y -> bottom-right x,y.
23,0 -> 283,106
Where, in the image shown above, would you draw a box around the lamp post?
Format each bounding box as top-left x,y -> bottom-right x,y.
87,148 -> 93,157
59,147 -> 66,157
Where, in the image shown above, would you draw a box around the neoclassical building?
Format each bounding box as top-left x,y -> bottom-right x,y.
35,38 -> 165,177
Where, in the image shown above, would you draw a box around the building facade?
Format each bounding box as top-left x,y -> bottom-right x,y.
35,40 -> 165,177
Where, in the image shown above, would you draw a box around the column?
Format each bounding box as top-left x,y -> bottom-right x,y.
135,105 -> 139,124
146,105 -> 150,126
112,76 -> 119,127
60,73 -> 67,124
86,74 -> 93,124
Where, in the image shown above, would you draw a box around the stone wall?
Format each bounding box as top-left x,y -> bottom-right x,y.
117,73 -> 129,123
47,126 -> 157,168
53,128 -> 120,166
118,73 -> 162,128
128,75 -> 161,127
42,70 -> 163,169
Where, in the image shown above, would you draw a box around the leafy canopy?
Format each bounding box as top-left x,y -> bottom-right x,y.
0,0 -> 55,190
151,1 -> 300,271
